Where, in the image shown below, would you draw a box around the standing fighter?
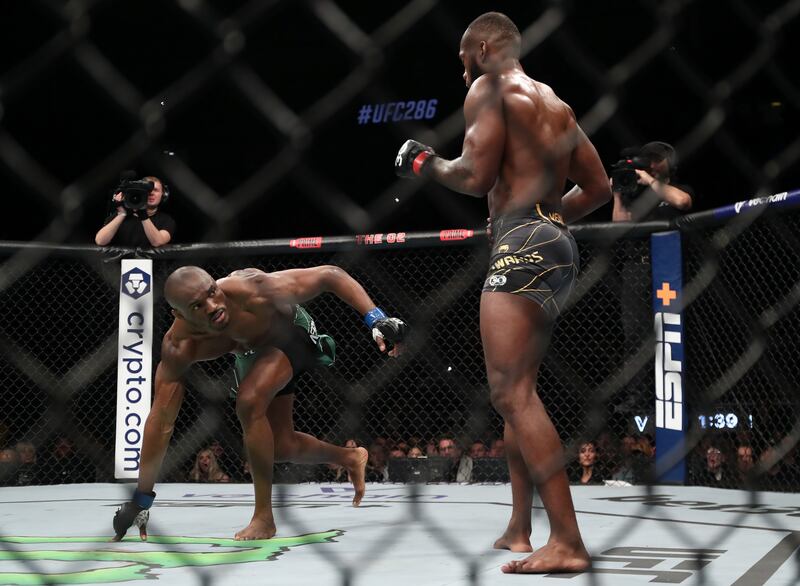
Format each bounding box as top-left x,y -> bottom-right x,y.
395,12 -> 610,574
111,265 -> 407,541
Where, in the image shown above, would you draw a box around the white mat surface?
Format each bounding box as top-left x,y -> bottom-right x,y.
1,483 -> 798,585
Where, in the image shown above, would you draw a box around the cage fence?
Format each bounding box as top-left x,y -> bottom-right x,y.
1,0 -> 799,584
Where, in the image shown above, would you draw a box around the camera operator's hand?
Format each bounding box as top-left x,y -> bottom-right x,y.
130,210 -> 149,222
112,192 -> 126,216
635,169 -> 656,187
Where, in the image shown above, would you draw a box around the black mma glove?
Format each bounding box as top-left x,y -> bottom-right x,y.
112,489 -> 155,541
373,317 -> 408,349
364,308 -> 408,351
395,139 -> 436,178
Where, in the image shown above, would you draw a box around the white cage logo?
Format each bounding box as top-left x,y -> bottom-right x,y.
121,269 -> 151,299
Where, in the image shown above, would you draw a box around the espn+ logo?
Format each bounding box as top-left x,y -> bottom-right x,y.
654,312 -> 683,431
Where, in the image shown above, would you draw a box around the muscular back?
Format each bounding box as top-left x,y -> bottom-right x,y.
453,66 -> 606,222
489,72 -> 576,215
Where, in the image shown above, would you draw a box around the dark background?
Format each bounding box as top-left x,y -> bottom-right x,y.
1,0 -> 798,244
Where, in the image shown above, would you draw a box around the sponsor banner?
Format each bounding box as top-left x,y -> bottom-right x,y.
115,260 -> 154,479
651,231 -> 686,484
355,232 -> 407,246
712,189 -> 800,220
439,229 -> 474,241
289,236 -> 323,249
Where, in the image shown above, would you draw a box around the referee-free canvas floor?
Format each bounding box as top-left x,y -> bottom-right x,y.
0,482 -> 798,585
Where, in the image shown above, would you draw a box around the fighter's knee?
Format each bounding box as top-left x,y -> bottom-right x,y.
488,375 -> 536,418
489,385 -> 516,417
486,367 -> 509,392
235,392 -> 264,425
487,368 -> 516,403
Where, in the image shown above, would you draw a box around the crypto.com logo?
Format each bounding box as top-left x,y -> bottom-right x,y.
120,269 -> 151,300
0,531 -> 342,584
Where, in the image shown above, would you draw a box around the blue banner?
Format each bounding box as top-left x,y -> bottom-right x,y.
651,231 -> 686,483
712,189 -> 800,221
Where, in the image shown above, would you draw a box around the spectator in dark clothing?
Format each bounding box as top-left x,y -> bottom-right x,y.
40,437 -> 95,484
612,436 -> 654,485
488,438 -> 505,458
0,448 -> 19,486
690,445 -> 732,488
365,443 -> 388,483
735,444 -> 756,487
94,175 -> 175,247
14,441 -> 41,486
569,441 -> 605,486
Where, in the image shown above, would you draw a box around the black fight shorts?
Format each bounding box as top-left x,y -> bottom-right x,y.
482,204 -> 579,320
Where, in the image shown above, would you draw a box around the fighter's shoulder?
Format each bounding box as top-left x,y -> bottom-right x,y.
225,267 -> 265,279
540,82 -> 575,118
463,75 -> 506,118
221,267 -> 266,283
521,78 -> 570,110
161,324 -> 196,365
219,268 -> 267,293
475,74 -> 562,111
468,73 -> 506,99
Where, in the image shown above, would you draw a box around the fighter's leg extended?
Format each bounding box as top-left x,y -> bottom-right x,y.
268,394 -> 368,506
480,292 -> 590,573
493,422 -> 534,552
234,349 -> 293,540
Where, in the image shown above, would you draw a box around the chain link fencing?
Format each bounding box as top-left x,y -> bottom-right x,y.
682,210 -> 800,492
1,207 -> 798,492
0,238 -> 562,485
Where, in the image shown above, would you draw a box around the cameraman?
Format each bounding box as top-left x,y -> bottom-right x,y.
611,142 -> 693,419
611,141 -> 693,222
94,175 -> 175,247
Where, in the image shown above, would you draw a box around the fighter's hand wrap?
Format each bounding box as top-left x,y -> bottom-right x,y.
113,489 -> 155,539
395,139 -> 436,178
364,308 -> 408,349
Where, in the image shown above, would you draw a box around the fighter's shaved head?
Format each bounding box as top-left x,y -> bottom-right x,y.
164,266 -> 215,308
464,12 -> 521,55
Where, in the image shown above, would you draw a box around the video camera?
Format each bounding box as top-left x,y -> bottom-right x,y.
610,150 -> 651,203
113,171 -> 153,211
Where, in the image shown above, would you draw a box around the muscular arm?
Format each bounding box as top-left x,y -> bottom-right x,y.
425,76 -> 505,197
561,122 -> 612,223
137,339 -> 191,493
264,265 -> 379,316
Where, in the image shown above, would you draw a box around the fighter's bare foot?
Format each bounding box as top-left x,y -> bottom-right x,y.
501,541 -> 590,574
493,530 -> 533,553
345,447 -> 368,506
234,517 -> 277,541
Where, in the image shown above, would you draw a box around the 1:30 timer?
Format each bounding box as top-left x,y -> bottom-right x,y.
698,413 -> 754,429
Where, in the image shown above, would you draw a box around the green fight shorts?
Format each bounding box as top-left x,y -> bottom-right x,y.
232,305 -> 335,397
